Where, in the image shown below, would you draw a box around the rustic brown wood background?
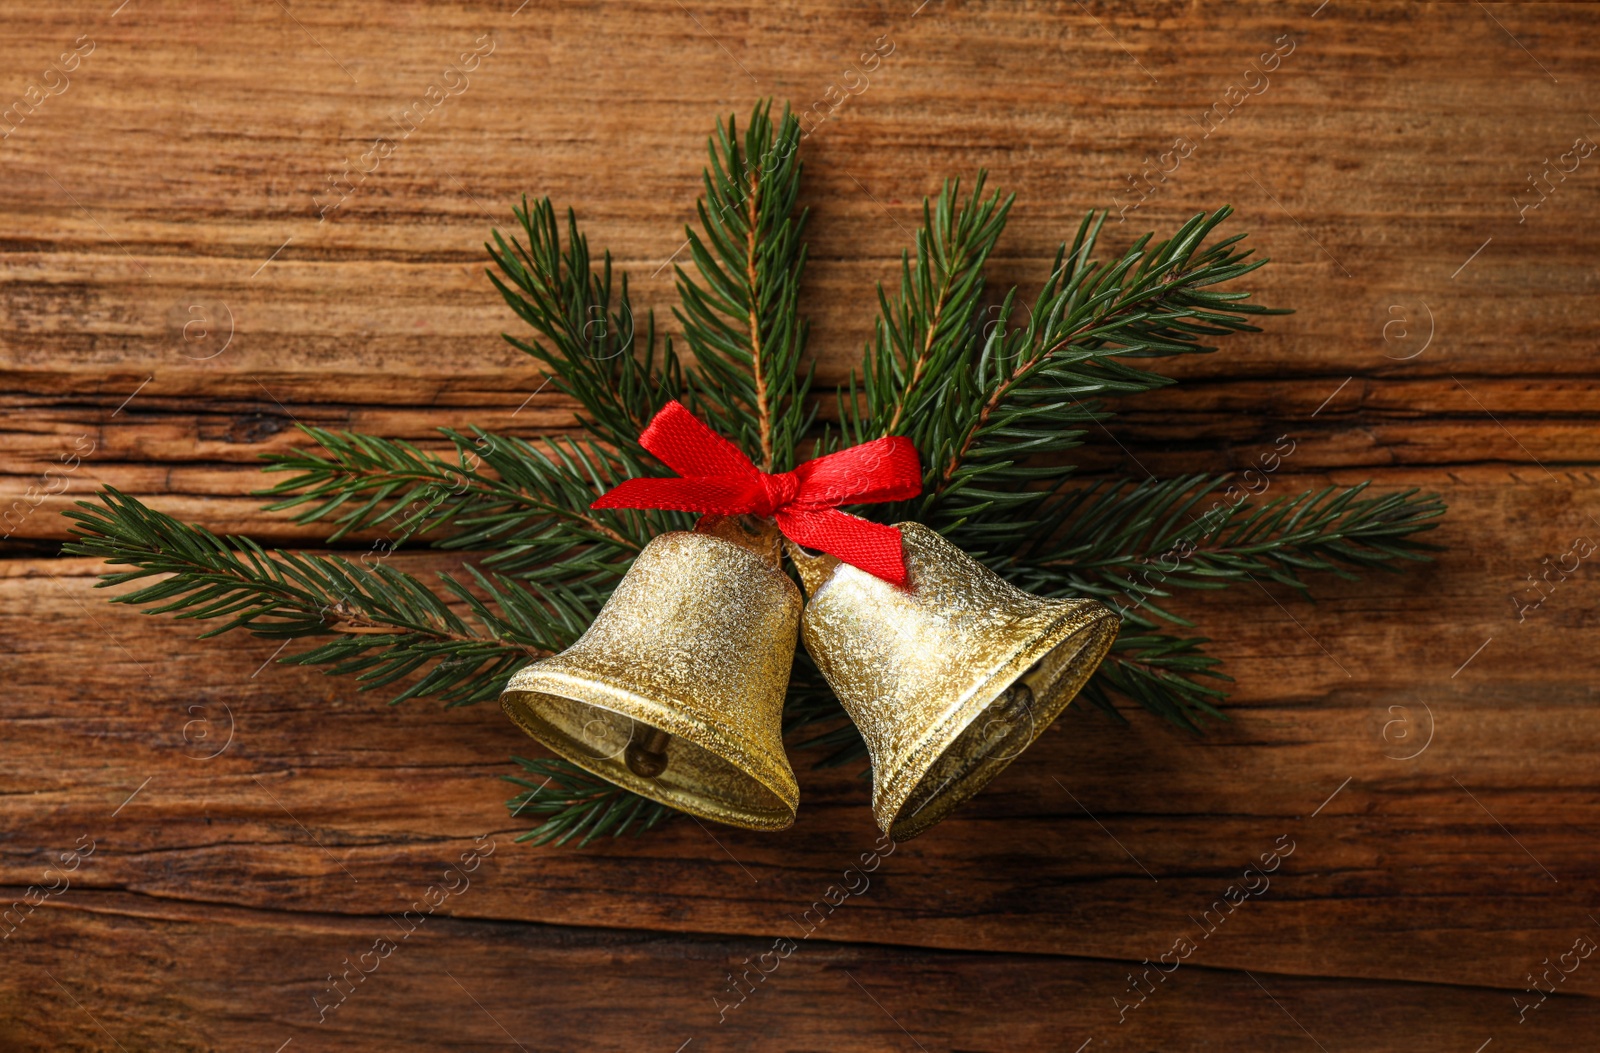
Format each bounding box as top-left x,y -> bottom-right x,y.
4,1 -> 1599,1049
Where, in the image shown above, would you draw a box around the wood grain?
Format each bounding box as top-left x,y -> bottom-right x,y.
3,0 -> 1599,1049
11,892 -> 1594,1053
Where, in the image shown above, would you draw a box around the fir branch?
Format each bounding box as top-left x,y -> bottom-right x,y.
441,428 -> 693,577
1016,476 -> 1446,627
922,207 -> 1282,532
257,426 -> 516,544
256,424 -> 691,581
853,202 -> 1283,536
60,488 -> 596,706
505,756 -> 673,847
1080,632 -> 1232,732
992,475 -> 1442,725
487,197 -> 683,454
675,102 -> 812,471
837,173 -> 1013,447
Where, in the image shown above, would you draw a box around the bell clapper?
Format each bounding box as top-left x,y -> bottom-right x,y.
625,725 -> 672,778
989,681 -> 1035,726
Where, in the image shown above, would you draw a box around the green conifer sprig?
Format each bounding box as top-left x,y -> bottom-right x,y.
61,488 -> 593,705
1080,632 -> 1231,731
675,103 -> 813,472
504,756 -> 673,847
487,197 -> 682,456
854,204 -> 1286,539
61,100 -> 1446,846
835,173 -> 1014,450
1012,476 -> 1446,624
258,425 -> 691,582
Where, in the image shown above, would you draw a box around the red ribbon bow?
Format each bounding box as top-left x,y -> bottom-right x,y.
592,401 -> 922,586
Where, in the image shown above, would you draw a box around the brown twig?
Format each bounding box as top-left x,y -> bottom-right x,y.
321,602 -> 550,658
743,157 -> 775,472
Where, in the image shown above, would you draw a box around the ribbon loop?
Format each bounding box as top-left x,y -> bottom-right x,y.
591,401 -> 922,586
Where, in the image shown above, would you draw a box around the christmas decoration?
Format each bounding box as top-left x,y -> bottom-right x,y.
790,525 -> 1118,841
503,399 -> 1118,837
502,514 -> 803,831
64,101 -> 1445,848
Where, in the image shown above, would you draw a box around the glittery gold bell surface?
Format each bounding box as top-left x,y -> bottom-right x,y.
795,522 -> 1120,841
500,523 -> 801,830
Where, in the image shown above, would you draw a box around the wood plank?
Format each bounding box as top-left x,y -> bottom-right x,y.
1,2 -> 1597,386
1,893 -> 1592,1051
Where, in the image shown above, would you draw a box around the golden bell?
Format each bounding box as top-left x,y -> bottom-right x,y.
793,522 -> 1120,842
500,517 -> 801,830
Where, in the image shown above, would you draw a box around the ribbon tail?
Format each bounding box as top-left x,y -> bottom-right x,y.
777,508 -> 908,588
591,476 -> 765,514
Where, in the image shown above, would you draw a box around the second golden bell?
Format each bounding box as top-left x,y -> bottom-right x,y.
792,523 -> 1120,841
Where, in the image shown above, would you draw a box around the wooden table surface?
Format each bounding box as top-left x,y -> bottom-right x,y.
4,1 -> 1600,1050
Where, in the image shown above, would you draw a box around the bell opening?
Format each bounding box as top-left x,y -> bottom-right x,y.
886,611 -> 1120,842
503,689 -> 797,829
